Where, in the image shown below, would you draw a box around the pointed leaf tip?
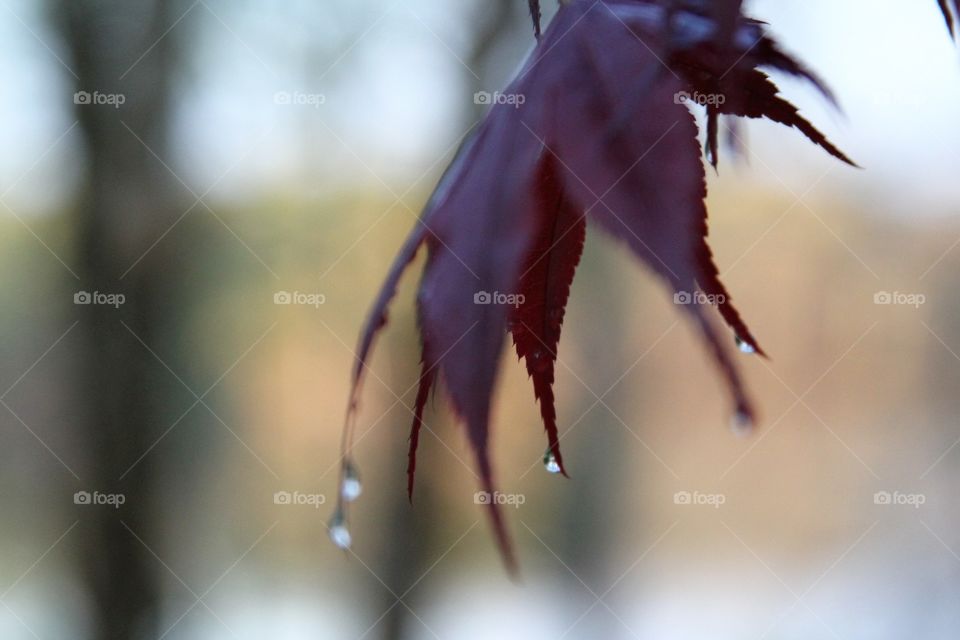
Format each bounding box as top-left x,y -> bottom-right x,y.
473,444 -> 519,577
528,0 -> 542,39
511,155 -> 585,480
939,0 -> 957,37
406,358 -> 435,503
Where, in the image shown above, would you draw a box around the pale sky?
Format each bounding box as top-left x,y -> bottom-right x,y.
0,0 -> 957,217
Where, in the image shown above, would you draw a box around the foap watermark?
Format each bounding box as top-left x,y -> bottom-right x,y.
273,490 -> 326,508
474,91 -> 526,109
74,490 -> 126,509
674,91 -> 726,107
474,491 -> 526,508
274,291 -> 326,308
874,291 -> 925,308
474,290 -> 525,308
673,490 -> 726,509
274,91 -> 326,108
74,91 -> 126,109
874,490 -> 925,509
673,291 -> 725,306
74,290 -> 125,308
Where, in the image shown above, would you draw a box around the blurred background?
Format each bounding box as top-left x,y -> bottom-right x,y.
0,0 -> 958,638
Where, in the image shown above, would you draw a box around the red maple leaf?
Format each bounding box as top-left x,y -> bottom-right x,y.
332,0 -> 861,572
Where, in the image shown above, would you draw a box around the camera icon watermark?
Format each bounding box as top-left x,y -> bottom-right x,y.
673,490 -> 725,509
274,91 -> 326,108
473,290 -> 525,308
474,91 -> 526,109
74,91 -> 126,109
873,490 -> 925,508
473,491 -> 526,508
274,290 -> 326,308
673,91 -> 726,107
74,490 -> 126,509
74,290 -> 125,308
673,291 -> 725,306
873,291 -> 925,308
273,490 -> 326,508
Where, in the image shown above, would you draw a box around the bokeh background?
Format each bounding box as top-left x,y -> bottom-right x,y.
1,0 -> 959,638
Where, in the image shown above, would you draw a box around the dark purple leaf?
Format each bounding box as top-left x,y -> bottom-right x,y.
406,357 -> 434,502
336,0 -> 862,571
528,0 -> 542,39
509,154 -> 587,478
940,0 -> 957,37
537,0 -> 762,409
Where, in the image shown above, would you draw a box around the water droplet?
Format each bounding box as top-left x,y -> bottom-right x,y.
730,409 -> 754,437
328,513 -> 352,549
341,461 -> 362,502
735,336 -> 756,354
543,449 -> 562,474
530,349 -> 550,373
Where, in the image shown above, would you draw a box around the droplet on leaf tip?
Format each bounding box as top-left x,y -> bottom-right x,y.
735,336 -> 756,355
543,449 -> 562,474
530,349 -> 550,373
730,409 -> 754,437
328,512 -> 352,550
341,460 -> 362,502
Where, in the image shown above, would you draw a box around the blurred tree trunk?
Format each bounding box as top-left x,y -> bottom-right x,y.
555,254 -> 635,639
53,1 -> 188,638
376,426 -> 443,640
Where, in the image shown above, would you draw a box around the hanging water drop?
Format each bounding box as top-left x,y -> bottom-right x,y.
530,349 -> 550,373
543,449 -> 562,474
730,408 -> 754,437
340,460 -> 362,502
328,512 -> 352,549
735,336 -> 756,355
